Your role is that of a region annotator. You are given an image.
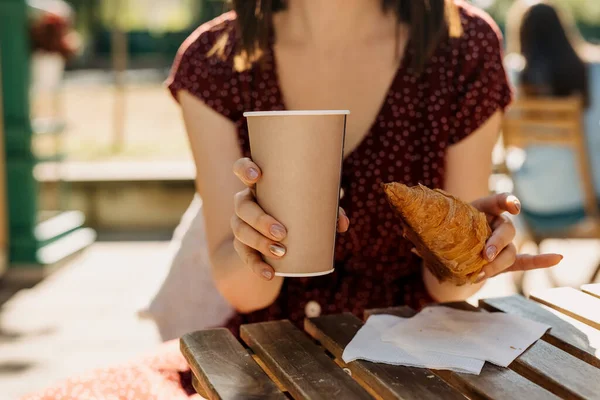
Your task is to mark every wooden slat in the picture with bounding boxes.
[530,287,600,330]
[503,132,577,147]
[508,96,582,112]
[513,339,600,399]
[305,313,465,400]
[180,329,286,400]
[432,367,559,400]
[365,304,559,400]
[480,295,600,368]
[582,283,600,300]
[240,320,372,400]
[504,118,578,131]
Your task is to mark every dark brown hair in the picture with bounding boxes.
[517,2,589,107]
[226,0,462,73]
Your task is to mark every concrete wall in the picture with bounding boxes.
[39,179,196,232]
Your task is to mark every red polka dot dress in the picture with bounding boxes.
[22,2,511,399]
[165,3,511,338]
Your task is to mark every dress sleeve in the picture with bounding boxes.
[448,9,513,145]
[165,14,242,123]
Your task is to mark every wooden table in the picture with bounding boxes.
[181,285,600,399]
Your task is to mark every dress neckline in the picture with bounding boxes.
[264,27,414,163]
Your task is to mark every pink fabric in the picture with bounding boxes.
[21,340,202,400]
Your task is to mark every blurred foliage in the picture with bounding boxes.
[62,0,227,65]
[60,0,599,66]
[66,0,225,32]
[64,0,599,33]
[479,0,600,26]
[98,0,200,32]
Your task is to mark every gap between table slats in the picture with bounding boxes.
[191,374,207,398]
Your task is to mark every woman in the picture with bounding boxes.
[24,1,561,398]
[507,1,589,103]
[504,0,600,227]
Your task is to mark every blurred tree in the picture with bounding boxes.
[98,0,201,33]
[62,0,227,66]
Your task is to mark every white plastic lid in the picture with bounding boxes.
[244,110,350,117]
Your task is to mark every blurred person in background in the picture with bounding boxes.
[28,0,80,59]
[23,1,561,398]
[504,0,600,221]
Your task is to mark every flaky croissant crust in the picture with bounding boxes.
[383,183,491,285]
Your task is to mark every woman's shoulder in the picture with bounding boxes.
[421,2,512,145]
[433,1,507,79]
[174,11,239,70]
[454,0,505,48]
[166,12,245,121]
[455,1,502,35]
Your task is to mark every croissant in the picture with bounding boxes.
[383,182,491,285]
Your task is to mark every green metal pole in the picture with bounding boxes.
[0,0,96,275]
[0,0,39,264]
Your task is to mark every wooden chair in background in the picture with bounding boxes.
[502,96,600,290]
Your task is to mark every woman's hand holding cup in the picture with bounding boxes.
[232,157,350,280]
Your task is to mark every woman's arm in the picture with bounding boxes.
[179,90,283,313]
[423,111,502,302]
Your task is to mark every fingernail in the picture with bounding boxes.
[486,245,497,261]
[474,271,486,284]
[269,243,286,257]
[247,167,259,180]
[262,269,273,280]
[509,195,521,212]
[270,224,286,240]
[340,208,347,217]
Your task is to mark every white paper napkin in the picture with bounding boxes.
[342,314,485,374]
[381,306,551,367]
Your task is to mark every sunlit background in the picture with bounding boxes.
[0,0,599,398]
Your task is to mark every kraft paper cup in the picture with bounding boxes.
[244,110,349,277]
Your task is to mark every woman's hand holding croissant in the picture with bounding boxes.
[470,193,563,283]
